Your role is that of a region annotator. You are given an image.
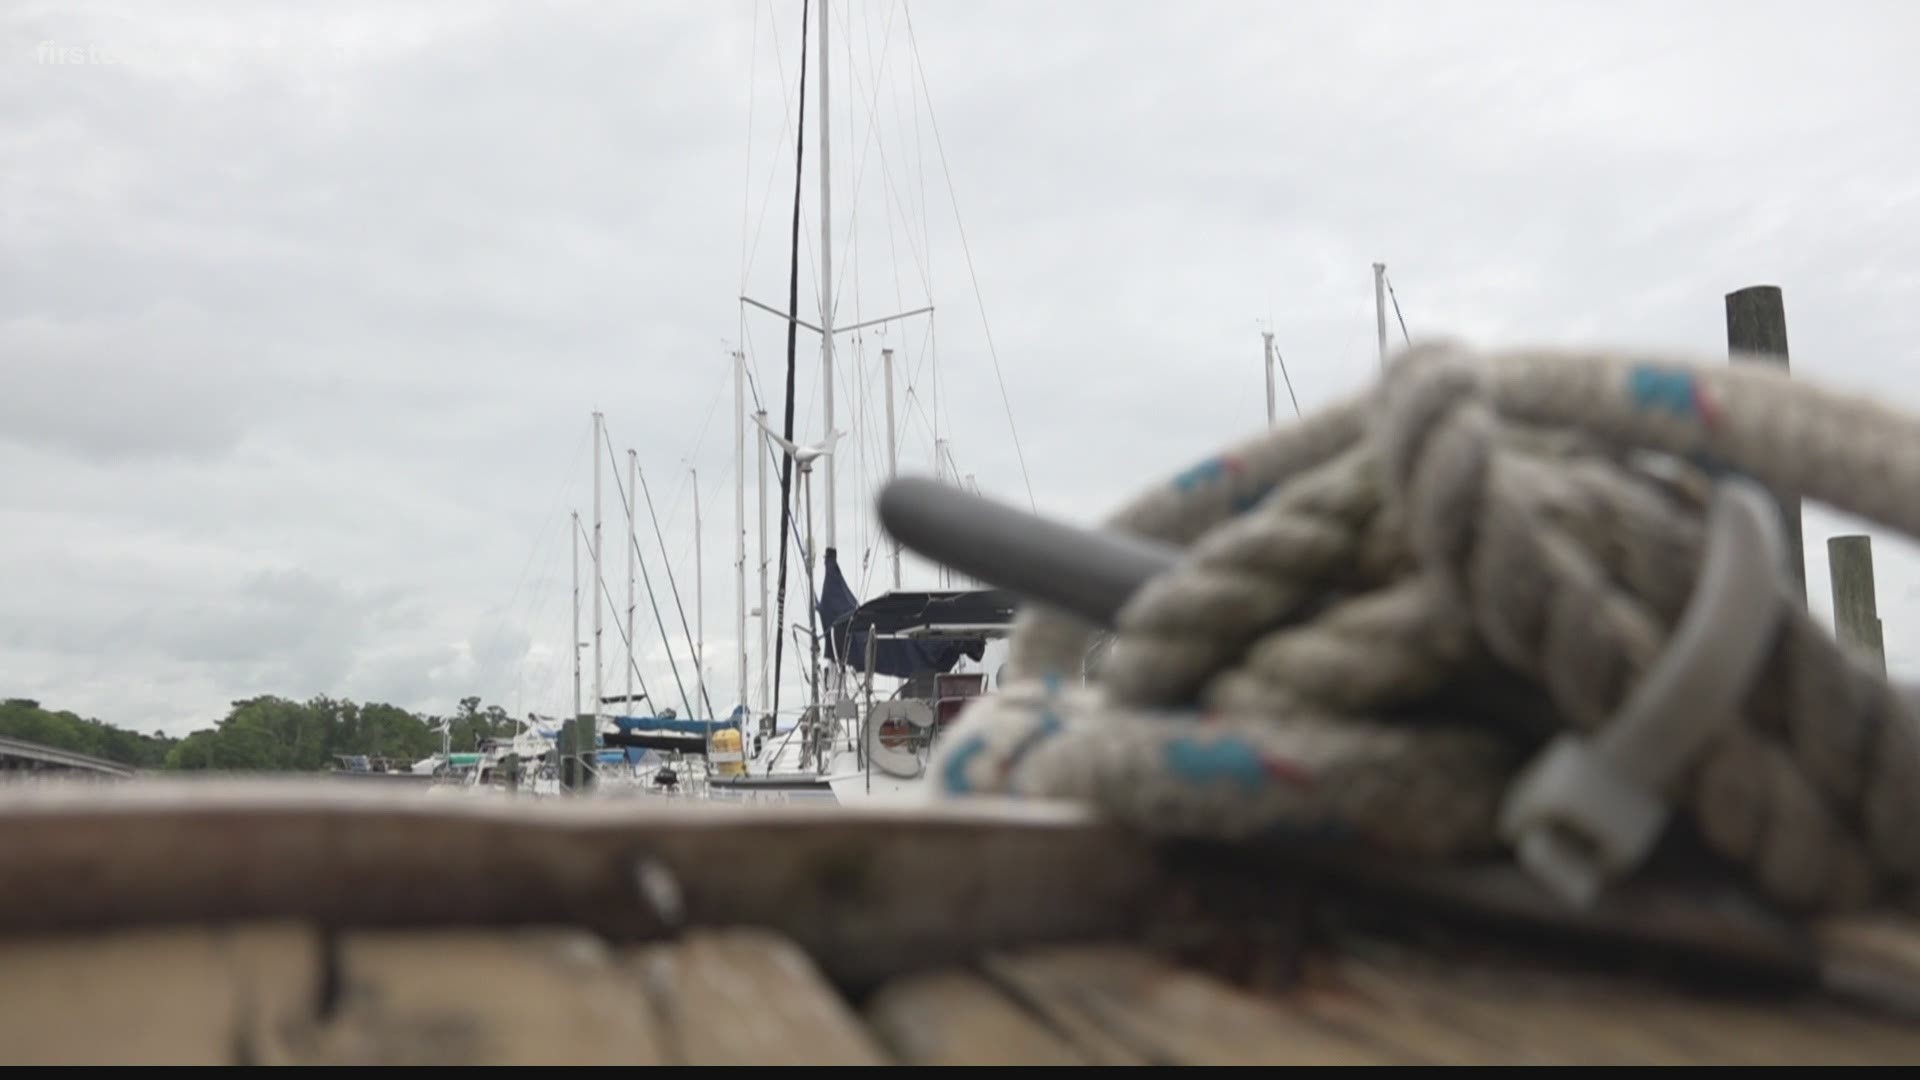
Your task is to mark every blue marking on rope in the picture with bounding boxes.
[941,736,989,793]
[1005,708,1065,771]
[1172,456,1229,492]
[1165,737,1267,792]
[1628,366,1704,420]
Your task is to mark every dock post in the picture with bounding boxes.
[1726,285,1806,606]
[574,712,597,793]
[558,725,577,792]
[1828,535,1887,673]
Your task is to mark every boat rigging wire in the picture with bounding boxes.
[902,0,1036,513]
[595,438,697,719]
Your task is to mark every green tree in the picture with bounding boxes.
[8,693,521,773]
[0,698,176,768]
[164,730,220,770]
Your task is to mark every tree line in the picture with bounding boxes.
[0,695,524,771]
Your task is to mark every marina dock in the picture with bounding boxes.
[1,779,1915,1065]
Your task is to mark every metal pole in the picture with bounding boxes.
[735,350,749,722]
[755,408,770,722]
[883,346,901,589]
[1726,284,1807,606]
[1262,331,1277,426]
[1372,262,1388,370]
[694,467,705,720]
[570,508,583,795]
[803,464,818,712]
[864,631,877,795]
[571,511,582,727]
[626,449,637,715]
[934,436,949,587]
[818,0,837,554]
[591,413,603,722]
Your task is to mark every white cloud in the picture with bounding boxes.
[3,0,1919,731]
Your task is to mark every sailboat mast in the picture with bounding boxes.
[934,435,950,588]
[1262,331,1277,427]
[571,510,582,724]
[626,448,637,713]
[735,350,748,722]
[755,407,770,718]
[818,0,837,554]
[1373,262,1388,369]
[883,346,900,589]
[694,467,705,719]
[592,410,603,723]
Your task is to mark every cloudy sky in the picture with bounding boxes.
[4,0,1918,735]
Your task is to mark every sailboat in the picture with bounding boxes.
[708,0,1021,803]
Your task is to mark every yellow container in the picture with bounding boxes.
[709,727,746,777]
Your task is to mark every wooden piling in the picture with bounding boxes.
[1726,285,1807,606]
[1827,535,1886,673]
[573,713,598,792]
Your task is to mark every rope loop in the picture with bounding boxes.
[930,343,1920,914]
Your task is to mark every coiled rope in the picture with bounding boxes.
[928,342,1920,914]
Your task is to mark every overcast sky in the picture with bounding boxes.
[4,0,1918,735]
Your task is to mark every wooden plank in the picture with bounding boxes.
[1819,914,1920,1016]
[0,780,1154,988]
[986,945,1398,1065]
[1783,1002,1920,1062]
[227,923,332,1064]
[0,778,1828,994]
[1330,954,1732,1065]
[0,922,320,1066]
[1330,950,1920,1065]
[978,951,1151,1065]
[636,928,889,1065]
[1288,960,1533,1065]
[1265,848,1818,980]
[265,928,663,1065]
[865,969,1089,1065]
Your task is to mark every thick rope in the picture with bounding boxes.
[931,342,1920,913]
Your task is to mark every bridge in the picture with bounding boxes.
[0,735,134,779]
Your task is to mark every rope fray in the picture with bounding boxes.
[901,342,1920,914]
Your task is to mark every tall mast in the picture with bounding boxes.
[755,407,770,719]
[883,347,901,589]
[933,435,950,588]
[817,0,837,553]
[1373,262,1388,370]
[626,448,637,714]
[592,410,603,724]
[735,351,749,722]
[1262,331,1277,426]
[571,510,582,724]
[802,463,819,718]
[694,467,705,719]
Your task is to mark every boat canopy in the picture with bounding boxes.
[610,714,740,735]
[818,548,1017,678]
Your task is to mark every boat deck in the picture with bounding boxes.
[1,780,1916,1065]
[9,922,1919,1065]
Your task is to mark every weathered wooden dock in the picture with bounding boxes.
[1,780,1916,1065]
